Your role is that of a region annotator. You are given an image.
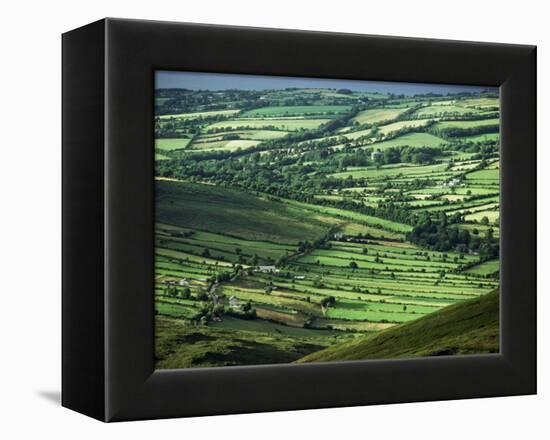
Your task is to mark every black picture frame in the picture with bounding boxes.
[62,18,536,422]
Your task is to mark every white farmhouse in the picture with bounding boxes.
[371,150,383,161]
[228,295,240,309]
[255,265,278,273]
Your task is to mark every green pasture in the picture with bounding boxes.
[377,119,432,135]
[206,118,330,132]
[155,138,192,151]
[330,162,447,180]
[465,168,499,181]
[464,210,500,223]
[243,105,351,117]
[351,108,407,125]
[365,132,447,150]
[435,118,499,130]
[156,181,335,244]
[459,97,499,109]
[189,139,260,152]
[458,132,500,143]
[413,105,478,117]
[158,109,240,120]
[464,259,499,276]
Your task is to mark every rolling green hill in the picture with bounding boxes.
[156,180,336,244]
[296,289,499,363]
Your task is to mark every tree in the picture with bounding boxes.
[213,304,225,316]
[215,271,232,283]
[321,296,336,308]
[313,276,325,288]
[349,261,358,269]
[167,285,178,297]
[197,291,209,301]
[181,287,191,299]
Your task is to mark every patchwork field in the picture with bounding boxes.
[351,108,407,125]
[154,83,500,368]
[435,118,499,130]
[243,105,351,117]
[205,118,331,132]
[155,138,192,151]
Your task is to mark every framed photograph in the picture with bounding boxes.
[62,18,536,422]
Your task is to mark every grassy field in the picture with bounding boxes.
[464,259,499,276]
[243,105,351,117]
[365,132,447,150]
[435,118,499,129]
[158,109,240,120]
[460,97,499,109]
[206,118,330,131]
[297,289,499,362]
[412,104,479,117]
[196,130,289,141]
[155,138,192,151]
[351,108,406,125]
[188,139,260,152]
[458,133,500,143]
[154,83,500,368]
[377,119,432,135]
[156,315,333,368]
[156,181,334,244]
[330,162,447,179]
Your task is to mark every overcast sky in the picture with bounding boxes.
[156,70,497,96]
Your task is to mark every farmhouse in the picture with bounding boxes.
[255,265,278,273]
[294,275,305,280]
[228,295,240,309]
[443,177,461,187]
[371,150,383,161]
[178,279,189,286]
[333,232,344,240]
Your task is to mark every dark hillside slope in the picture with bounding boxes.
[297,289,499,363]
